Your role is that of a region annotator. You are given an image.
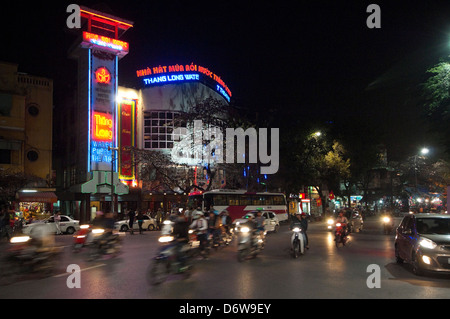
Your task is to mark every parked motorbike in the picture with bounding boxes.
[236,224,265,262]
[0,235,62,285]
[334,223,348,247]
[87,228,122,261]
[73,224,93,252]
[290,226,306,258]
[382,216,394,234]
[146,234,194,285]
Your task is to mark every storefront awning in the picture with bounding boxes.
[18,192,58,203]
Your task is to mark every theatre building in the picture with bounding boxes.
[54,6,231,222]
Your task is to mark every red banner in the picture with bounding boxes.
[118,99,136,180]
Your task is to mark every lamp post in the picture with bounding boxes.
[414,147,429,189]
[108,146,119,213]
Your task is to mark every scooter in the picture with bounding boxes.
[73,224,93,252]
[290,226,306,258]
[0,235,62,285]
[146,234,194,285]
[334,223,348,247]
[87,228,122,261]
[236,224,265,262]
[382,216,394,234]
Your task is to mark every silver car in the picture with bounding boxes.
[395,213,450,275]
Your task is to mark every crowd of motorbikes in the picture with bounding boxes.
[147,213,267,285]
[0,207,398,286]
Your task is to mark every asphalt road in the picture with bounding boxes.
[1,216,450,301]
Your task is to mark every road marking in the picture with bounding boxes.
[53,263,106,278]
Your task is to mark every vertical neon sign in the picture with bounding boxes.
[88,50,117,171]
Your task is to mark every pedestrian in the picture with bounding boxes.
[128,209,135,234]
[137,210,144,234]
[54,211,62,235]
[156,208,162,230]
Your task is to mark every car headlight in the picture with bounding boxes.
[419,238,437,249]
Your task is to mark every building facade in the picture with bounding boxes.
[0,61,55,217]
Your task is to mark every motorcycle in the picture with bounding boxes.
[236,224,265,262]
[0,235,62,285]
[146,234,194,285]
[73,224,93,252]
[290,226,306,258]
[382,216,394,234]
[334,222,348,247]
[87,228,122,261]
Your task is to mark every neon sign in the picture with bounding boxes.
[136,63,232,102]
[95,67,111,84]
[82,31,129,54]
[91,112,113,164]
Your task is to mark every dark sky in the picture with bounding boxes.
[3,0,450,158]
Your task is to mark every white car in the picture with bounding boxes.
[233,211,280,233]
[115,215,157,232]
[22,215,80,235]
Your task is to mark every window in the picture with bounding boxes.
[143,111,181,149]
[239,195,252,206]
[272,195,285,205]
[26,150,39,162]
[27,104,40,117]
[0,149,11,164]
[212,194,227,206]
[227,195,239,206]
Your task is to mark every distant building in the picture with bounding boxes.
[0,61,56,216]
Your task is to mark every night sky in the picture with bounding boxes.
[3,0,450,160]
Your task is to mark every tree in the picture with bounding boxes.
[131,97,259,194]
[0,169,44,207]
[422,60,450,156]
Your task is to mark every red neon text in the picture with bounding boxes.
[92,112,113,141]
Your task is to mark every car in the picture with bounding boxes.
[115,214,157,232]
[233,211,280,233]
[395,213,450,276]
[22,215,80,235]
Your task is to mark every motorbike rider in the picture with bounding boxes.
[254,211,265,233]
[290,212,308,247]
[219,210,232,236]
[189,211,208,257]
[335,210,349,237]
[172,214,190,270]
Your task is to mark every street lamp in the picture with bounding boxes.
[414,147,429,189]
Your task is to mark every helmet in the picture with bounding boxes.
[193,211,204,220]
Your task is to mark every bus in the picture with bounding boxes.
[187,189,288,222]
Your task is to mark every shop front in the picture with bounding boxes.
[17,190,57,222]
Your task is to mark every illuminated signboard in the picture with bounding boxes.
[95,67,111,84]
[88,50,117,172]
[91,111,113,164]
[118,99,136,180]
[136,64,232,103]
[82,31,129,57]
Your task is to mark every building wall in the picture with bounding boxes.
[0,61,53,184]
